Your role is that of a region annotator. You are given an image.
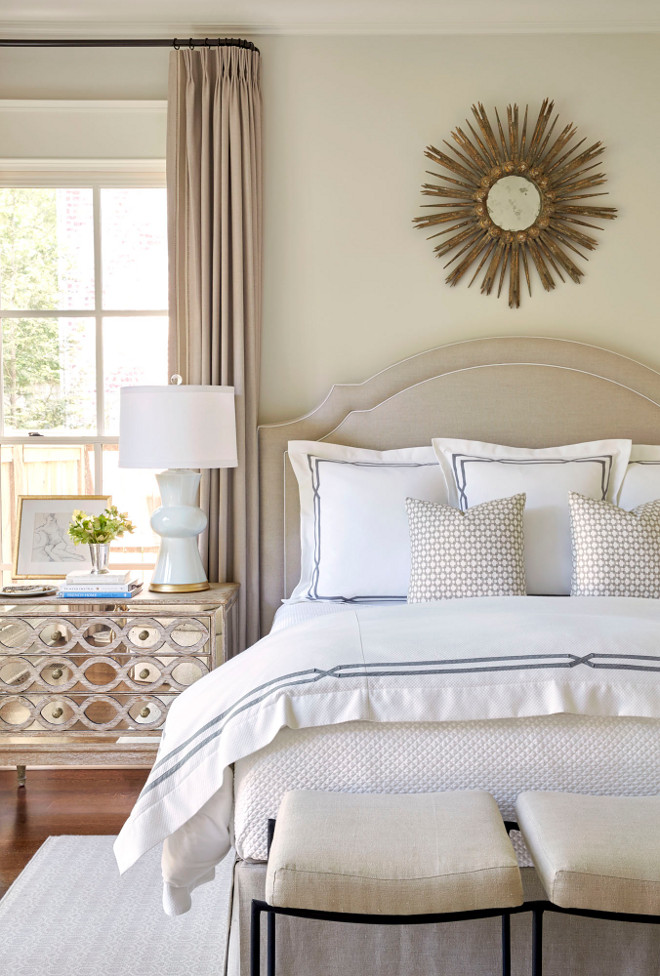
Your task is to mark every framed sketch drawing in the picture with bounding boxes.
[14,495,111,579]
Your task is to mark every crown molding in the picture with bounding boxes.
[0,19,659,38]
[0,158,165,171]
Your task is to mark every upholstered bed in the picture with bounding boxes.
[115,336,660,976]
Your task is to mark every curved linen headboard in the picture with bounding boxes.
[258,336,660,634]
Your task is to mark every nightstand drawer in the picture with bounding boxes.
[0,692,176,732]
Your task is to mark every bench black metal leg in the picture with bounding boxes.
[267,908,276,976]
[532,905,544,976]
[501,912,511,976]
[250,900,528,976]
[250,901,261,976]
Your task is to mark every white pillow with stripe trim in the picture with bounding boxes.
[287,441,447,602]
[432,438,632,595]
[618,444,660,510]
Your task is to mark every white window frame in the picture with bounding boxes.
[0,160,167,575]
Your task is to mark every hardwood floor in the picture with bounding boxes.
[0,767,148,898]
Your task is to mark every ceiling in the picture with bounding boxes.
[0,0,658,37]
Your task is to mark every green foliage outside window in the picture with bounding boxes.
[0,188,90,432]
[0,187,59,309]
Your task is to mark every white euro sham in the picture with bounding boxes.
[287,440,447,602]
[431,438,632,594]
[618,444,660,510]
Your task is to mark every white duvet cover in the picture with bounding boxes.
[113,597,660,915]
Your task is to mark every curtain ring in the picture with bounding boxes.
[204,37,210,46]
[188,37,194,50]
[173,38,180,50]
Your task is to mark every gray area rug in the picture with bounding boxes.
[0,836,235,976]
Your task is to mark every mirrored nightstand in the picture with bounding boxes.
[0,582,239,785]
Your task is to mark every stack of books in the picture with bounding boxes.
[57,570,143,599]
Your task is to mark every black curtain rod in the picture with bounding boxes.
[0,37,259,52]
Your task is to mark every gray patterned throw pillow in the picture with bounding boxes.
[406,493,526,602]
[569,491,660,597]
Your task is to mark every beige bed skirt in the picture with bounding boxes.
[228,860,659,976]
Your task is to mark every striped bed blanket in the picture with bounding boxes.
[113,596,660,915]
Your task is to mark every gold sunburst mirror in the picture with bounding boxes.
[414,99,617,308]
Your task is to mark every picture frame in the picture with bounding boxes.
[13,495,111,579]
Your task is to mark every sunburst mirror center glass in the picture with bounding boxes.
[486,176,542,232]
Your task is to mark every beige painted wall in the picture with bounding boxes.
[259,33,660,422]
[0,33,658,423]
[0,45,167,157]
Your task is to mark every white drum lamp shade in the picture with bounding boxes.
[119,385,237,470]
[119,385,237,592]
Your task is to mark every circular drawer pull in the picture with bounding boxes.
[51,707,64,719]
[140,707,150,718]
[138,630,150,641]
[51,668,63,679]
[139,668,150,679]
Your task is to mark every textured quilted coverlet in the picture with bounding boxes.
[113,596,660,914]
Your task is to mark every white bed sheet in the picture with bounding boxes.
[237,599,660,866]
[271,599,400,631]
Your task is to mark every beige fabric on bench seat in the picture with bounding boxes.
[516,792,660,916]
[265,789,523,916]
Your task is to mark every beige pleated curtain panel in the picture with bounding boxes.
[167,44,262,651]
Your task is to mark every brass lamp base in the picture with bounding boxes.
[149,581,210,593]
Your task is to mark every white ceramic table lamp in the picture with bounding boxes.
[119,384,237,592]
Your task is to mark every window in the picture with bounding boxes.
[0,165,169,582]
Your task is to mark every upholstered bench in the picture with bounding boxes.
[515,791,660,976]
[250,789,524,976]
